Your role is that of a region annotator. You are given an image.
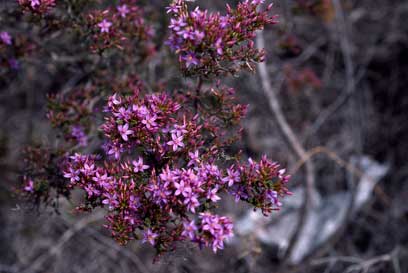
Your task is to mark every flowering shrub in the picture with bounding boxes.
[167,0,278,76]
[14,0,292,257]
[18,0,56,14]
[85,0,155,55]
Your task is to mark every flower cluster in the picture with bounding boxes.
[232,156,291,214]
[18,0,56,14]
[166,0,278,76]
[85,0,155,56]
[184,213,234,253]
[59,88,291,254]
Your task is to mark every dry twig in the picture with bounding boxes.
[20,211,105,273]
[256,31,318,263]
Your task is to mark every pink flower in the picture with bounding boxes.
[117,124,133,141]
[214,38,223,55]
[182,220,197,240]
[141,114,157,130]
[143,229,158,246]
[0,32,12,45]
[171,121,188,136]
[30,0,40,8]
[222,167,240,187]
[278,168,286,179]
[132,157,149,173]
[188,150,200,166]
[117,4,129,18]
[113,107,131,120]
[24,179,34,192]
[173,180,190,196]
[107,144,123,160]
[207,187,221,202]
[84,184,100,197]
[102,193,119,210]
[183,190,199,213]
[169,18,186,31]
[266,189,282,207]
[167,132,184,152]
[159,167,178,183]
[69,153,86,163]
[63,168,80,183]
[166,3,181,14]
[108,94,121,107]
[182,53,199,68]
[92,172,110,186]
[98,19,112,33]
[81,162,96,176]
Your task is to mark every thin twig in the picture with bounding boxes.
[256,31,318,263]
[303,0,357,142]
[343,247,402,273]
[21,211,105,273]
[84,227,152,273]
[194,76,203,111]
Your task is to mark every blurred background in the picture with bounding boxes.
[1,0,408,272]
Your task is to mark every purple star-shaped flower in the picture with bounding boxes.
[182,220,197,240]
[188,150,200,166]
[169,18,186,32]
[30,0,40,8]
[132,157,149,173]
[182,53,199,68]
[0,32,12,45]
[24,179,34,192]
[143,229,158,246]
[222,167,240,187]
[184,190,199,213]
[102,193,119,210]
[117,4,129,18]
[98,19,112,33]
[207,187,221,202]
[81,162,96,176]
[215,38,223,55]
[63,167,80,183]
[174,180,191,196]
[141,114,158,130]
[167,132,184,152]
[117,123,133,141]
[159,167,178,183]
[166,3,181,14]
